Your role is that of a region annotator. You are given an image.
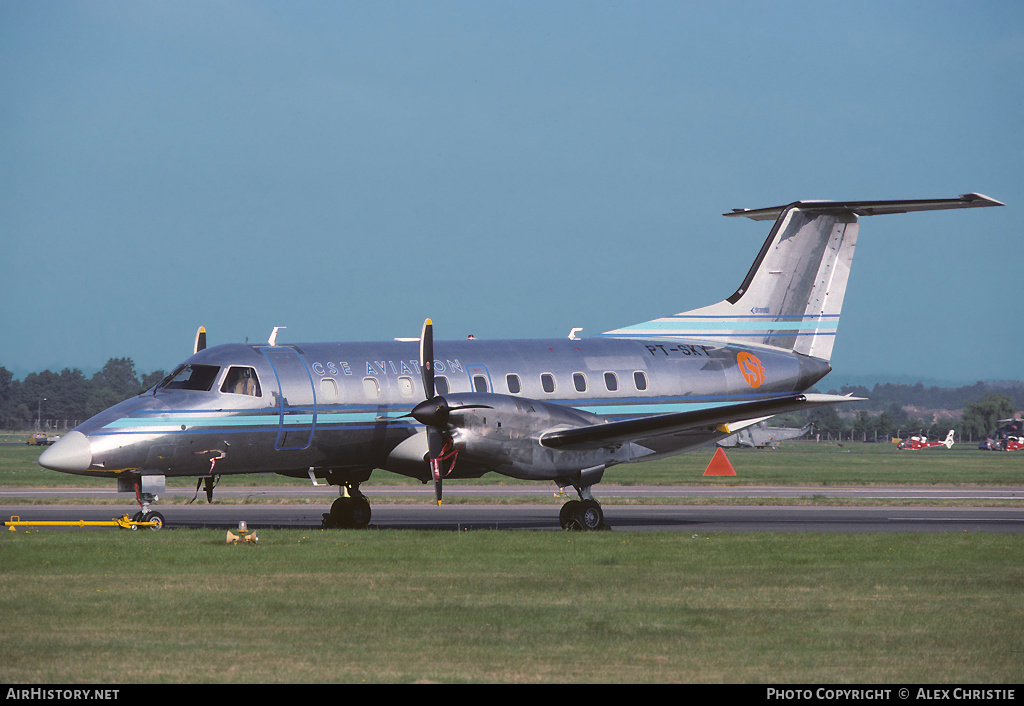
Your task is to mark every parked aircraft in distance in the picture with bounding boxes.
[979,418,1024,451]
[39,193,1002,530]
[898,429,955,450]
[717,421,814,449]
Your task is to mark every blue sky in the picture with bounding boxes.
[2,0,1021,387]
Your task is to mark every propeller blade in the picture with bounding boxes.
[194,326,207,354]
[420,318,434,400]
[426,427,446,506]
[204,477,214,504]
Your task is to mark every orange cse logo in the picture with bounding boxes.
[737,352,766,388]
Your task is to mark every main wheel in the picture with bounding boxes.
[349,495,371,529]
[575,499,603,531]
[325,496,372,529]
[326,497,353,528]
[559,500,581,529]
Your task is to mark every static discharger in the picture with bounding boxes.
[5,514,162,531]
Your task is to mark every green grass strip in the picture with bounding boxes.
[2,530,1022,683]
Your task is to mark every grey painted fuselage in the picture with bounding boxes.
[70,335,829,483]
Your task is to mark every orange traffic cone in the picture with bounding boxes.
[703,447,737,476]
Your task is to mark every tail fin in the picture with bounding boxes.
[944,430,955,448]
[601,194,1002,361]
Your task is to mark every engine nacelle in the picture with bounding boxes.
[441,393,635,481]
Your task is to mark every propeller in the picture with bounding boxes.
[413,319,450,505]
[409,318,489,505]
[194,326,207,354]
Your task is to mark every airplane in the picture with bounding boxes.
[38,193,1002,530]
[897,429,955,450]
[717,421,814,449]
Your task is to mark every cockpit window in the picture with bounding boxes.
[157,364,221,392]
[221,366,262,396]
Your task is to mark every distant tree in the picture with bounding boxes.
[873,410,895,438]
[140,370,167,391]
[853,411,872,440]
[815,405,846,438]
[961,393,1015,440]
[0,366,15,428]
[51,368,90,423]
[92,358,141,400]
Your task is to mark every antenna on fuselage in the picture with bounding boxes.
[194,326,207,354]
[268,327,286,346]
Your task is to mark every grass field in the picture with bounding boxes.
[2,437,1022,684]
[2,530,1022,684]
[3,438,1024,490]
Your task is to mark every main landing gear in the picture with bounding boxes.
[558,486,607,531]
[322,483,372,529]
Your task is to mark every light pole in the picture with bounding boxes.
[37,398,47,430]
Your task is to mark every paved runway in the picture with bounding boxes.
[3,485,1023,532]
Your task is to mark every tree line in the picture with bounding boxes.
[778,380,1024,442]
[1,358,1021,441]
[0,359,165,431]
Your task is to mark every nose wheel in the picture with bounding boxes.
[129,510,164,531]
[130,483,164,530]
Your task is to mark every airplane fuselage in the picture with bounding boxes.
[58,336,829,484]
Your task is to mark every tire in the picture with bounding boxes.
[142,511,164,531]
[349,495,371,529]
[559,500,581,529]
[576,499,603,531]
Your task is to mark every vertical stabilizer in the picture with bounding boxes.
[600,194,1003,362]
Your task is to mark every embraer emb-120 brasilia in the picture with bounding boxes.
[39,194,1003,530]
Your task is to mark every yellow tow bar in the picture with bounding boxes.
[5,514,162,531]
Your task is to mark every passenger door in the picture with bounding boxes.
[258,347,317,451]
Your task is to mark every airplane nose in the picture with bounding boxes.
[38,430,93,473]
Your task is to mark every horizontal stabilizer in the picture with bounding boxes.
[539,393,859,451]
[725,193,1004,221]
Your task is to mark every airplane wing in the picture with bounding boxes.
[539,393,856,451]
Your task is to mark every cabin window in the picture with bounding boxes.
[633,371,648,391]
[573,373,587,393]
[541,373,556,394]
[506,374,522,394]
[398,376,415,398]
[362,377,380,399]
[320,378,339,400]
[435,376,450,395]
[604,372,618,392]
[159,364,220,392]
[473,375,489,393]
[221,367,262,396]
